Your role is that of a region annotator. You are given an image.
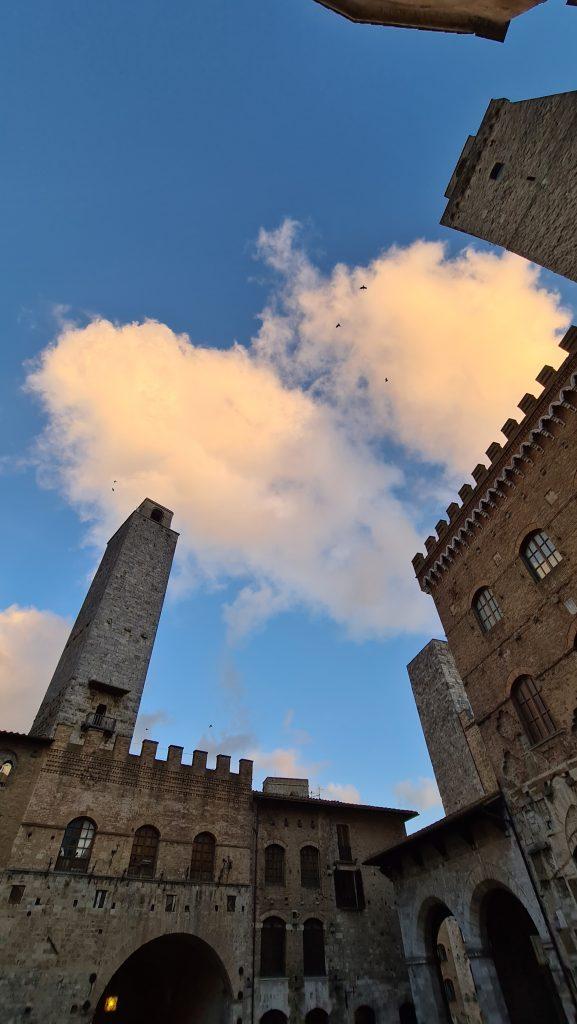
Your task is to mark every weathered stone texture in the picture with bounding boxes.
[441,91,577,283]
[407,640,491,814]
[31,499,178,741]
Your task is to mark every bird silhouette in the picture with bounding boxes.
[335,323,341,328]
[112,479,117,492]
[359,285,367,290]
[385,378,389,383]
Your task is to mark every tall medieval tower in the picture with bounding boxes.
[30,498,178,742]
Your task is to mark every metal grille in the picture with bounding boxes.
[522,530,562,580]
[265,844,285,885]
[55,817,95,873]
[300,845,320,888]
[474,587,503,632]
[303,919,326,976]
[260,917,286,977]
[513,676,556,745]
[190,832,215,882]
[128,825,159,878]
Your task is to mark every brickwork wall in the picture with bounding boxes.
[255,798,412,1024]
[412,338,577,989]
[31,499,178,741]
[0,735,49,869]
[441,91,577,284]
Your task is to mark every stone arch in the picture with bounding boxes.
[92,931,233,1024]
[467,871,544,946]
[477,884,565,1024]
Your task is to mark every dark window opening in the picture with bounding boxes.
[9,884,25,905]
[436,943,447,962]
[334,868,365,910]
[305,1011,329,1024]
[128,825,159,879]
[150,507,163,523]
[336,823,353,862]
[93,890,107,909]
[512,675,556,745]
[473,587,502,633]
[260,916,286,977]
[227,895,236,912]
[55,817,96,873]
[300,845,320,888]
[355,1007,376,1024]
[265,843,285,886]
[303,918,326,976]
[165,894,176,912]
[444,978,456,1002]
[190,832,216,882]
[489,162,504,180]
[521,530,562,581]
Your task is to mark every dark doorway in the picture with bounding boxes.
[398,1002,417,1024]
[260,1013,287,1024]
[483,888,565,1024]
[92,933,232,1024]
[306,1011,329,1024]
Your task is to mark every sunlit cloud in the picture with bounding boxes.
[393,776,442,811]
[25,221,570,641]
[0,605,70,732]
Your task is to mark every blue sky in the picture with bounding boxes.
[1,0,577,828]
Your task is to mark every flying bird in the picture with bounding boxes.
[359,285,367,290]
[112,480,117,491]
[335,323,341,328]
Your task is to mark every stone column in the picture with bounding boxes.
[406,956,448,1024]
[466,946,510,1023]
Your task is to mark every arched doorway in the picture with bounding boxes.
[426,902,482,1024]
[482,888,565,1024]
[260,1013,287,1024]
[306,1011,329,1024]
[93,933,232,1024]
[398,1002,417,1024]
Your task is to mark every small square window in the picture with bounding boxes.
[227,895,236,913]
[165,894,176,912]
[9,885,25,905]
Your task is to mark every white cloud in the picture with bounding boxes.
[24,222,569,641]
[318,782,361,803]
[0,605,70,733]
[26,316,432,639]
[255,222,569,475]
[393,776,442,811]
[133,710,170,747]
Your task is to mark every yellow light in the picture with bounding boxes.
[104,995,118,1013]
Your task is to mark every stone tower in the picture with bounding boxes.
[408,639,496,814]
[441,91,577,283]
[30,498,178,741]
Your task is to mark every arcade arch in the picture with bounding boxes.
[92,933,232,1024]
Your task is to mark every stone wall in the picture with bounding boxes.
[441,91,577,283]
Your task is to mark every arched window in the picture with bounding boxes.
[354,1008,376,1024]
[436,943,447,962]
[190,832,216,882]
[150,507,163,523]
[128,825,159,878]
[443,978,456,1002]
[300,845,320,888]
[260,917,286,977]
[512,676,555,745]
[305,1011,329,1024]
[521,530,562,581]
[303,918,326,976]
[0,758,14,782]
[55,817,96,873]
[473,587,502,632]
[265,843,285,886]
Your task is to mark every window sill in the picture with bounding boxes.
[528,729,564,752]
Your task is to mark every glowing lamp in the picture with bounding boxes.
[104,995,118,1013]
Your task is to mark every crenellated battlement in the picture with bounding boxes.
[49,723,253,789]
[413,326,577,591]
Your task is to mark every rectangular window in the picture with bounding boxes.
[227,895,236,912]
[336,824,353,862]
[165,894,176,912]
[9,885,25,905]
[334,869,365,910]
[93,889,107,909]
